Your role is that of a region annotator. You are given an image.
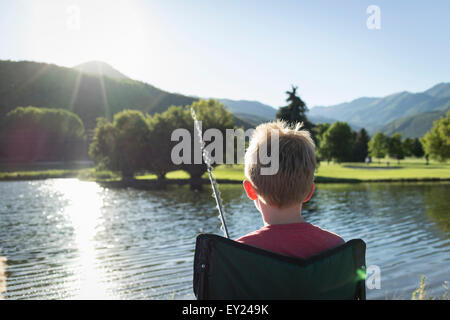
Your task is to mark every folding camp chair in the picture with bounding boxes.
[193,233,366,300]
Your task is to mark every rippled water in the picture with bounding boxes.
[0,179,449,299]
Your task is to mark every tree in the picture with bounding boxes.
[89,110,150,180]
[412,138,425,158]
[402,137,415,157]
[421,110,450,162]
[387,133,405,164]
[319,122,354,163]
[313,123,331,161]
[276,85,313,132]
[401,137,424,159]
[369,132,388,163]
[312,122,329,144]
[89,99,235,186]
[145,105,190,181]
[89,117,117,170]
[180,99,235,187]
[1,106,86,161]
[352,128,370,162]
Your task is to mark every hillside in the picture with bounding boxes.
[308,83,450,134]
[218,99,277,125]
[425,82,450,99]
[309,97,380,129]
[73,61,130,79]
[380,110,447,138]
[0,60,197,130]
[2,59,447,137]
[217,98,362,129]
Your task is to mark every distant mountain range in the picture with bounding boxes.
[216,83,450,137]
[217,99,277,126]
[379,110,448,138]
[0,59,448,137]
[308,83,450,137]
[215,98,358,129]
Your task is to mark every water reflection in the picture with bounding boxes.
[424,183,450,234]
[0,256,6,299]
[53,180,110,299]
[311,182,450,299]
[0,180,448,299]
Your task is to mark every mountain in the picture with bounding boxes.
[217,98,363,129]
[0,60,197,130]
[308,115,362,132]
[424,82,450,99]
[218,99,277,125]
[380,110,447,138]
[308,83,450,135]
[2,59,447,137]
[73,61,130,79]
[309,97,380,126]
[218,99,277,119]
[0,60,256,132]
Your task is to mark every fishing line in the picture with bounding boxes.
[190,108,230,239]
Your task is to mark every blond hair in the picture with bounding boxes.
[244,120,316,208]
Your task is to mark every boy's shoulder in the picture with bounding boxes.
[235,222,345,258]
[237,222,341,241]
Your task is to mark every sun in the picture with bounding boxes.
[27,0,153,72]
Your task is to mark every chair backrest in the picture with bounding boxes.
[193,233,366,300]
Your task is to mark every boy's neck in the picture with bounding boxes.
[257,199,305,226]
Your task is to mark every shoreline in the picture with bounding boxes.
[1,159,449,186]
[97,177,450,190]
[0,171,80,181]
[1,173,450,186]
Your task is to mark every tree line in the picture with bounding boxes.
[0,88,448,181]
[0,106,86,161]
[88,99,234,183]
[276,86,449,165]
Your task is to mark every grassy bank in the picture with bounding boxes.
[149,158,450,183]
[103,158,450,186]
[0,161,94,181]
[220,158,450,183]
[1,158,449,183]
[0,169,80,181]
[315,158,450,182]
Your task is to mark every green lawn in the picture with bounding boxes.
[0,169,79,181]
[135,165,246,181]
[1,158,449,183]
[134,158,450,183]
[316,158,450,181]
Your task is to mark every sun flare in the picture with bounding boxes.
[54,179,112,299]
[28,0,153,72]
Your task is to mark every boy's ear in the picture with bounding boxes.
[243,180,258,200]
[303,183,315,203]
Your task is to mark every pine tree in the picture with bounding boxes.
[276,85,313,131]
[352,128,370,162]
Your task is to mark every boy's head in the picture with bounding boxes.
[244,120,316,208]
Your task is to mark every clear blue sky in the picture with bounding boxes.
[0,0,449,108]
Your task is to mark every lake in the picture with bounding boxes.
[0,179,448,299]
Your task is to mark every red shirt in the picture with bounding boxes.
[236,222,345,259]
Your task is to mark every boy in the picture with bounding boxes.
[236,121,344,258]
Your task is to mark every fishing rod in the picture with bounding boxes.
[190,108,230,239]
